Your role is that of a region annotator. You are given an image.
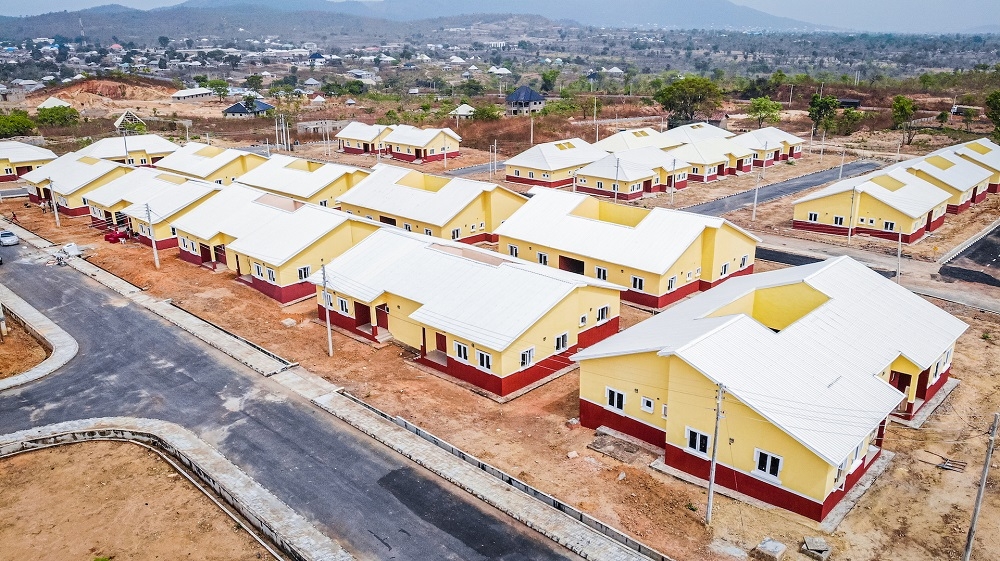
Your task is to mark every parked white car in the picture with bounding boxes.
[0,230,20,246]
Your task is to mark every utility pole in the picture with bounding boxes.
[146,203,160,270]
[321,259,334,358]
[706,384,725,526]
[594,97,599,143]
[51,182,61,228]
[838,146,847,179]
[788,84,793,105]
[530,115,534,145]
[751,142,768,222]
[848,188,857,246]
[964,413,1000,561]
[819,130,827,163]
[896,231,902,284]
[670,158,677,207]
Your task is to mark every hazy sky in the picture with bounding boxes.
[7,0,1000,32]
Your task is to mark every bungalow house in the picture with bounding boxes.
[506,85,546,116]
[382,125,461,163]
[337,164,526,243]
[575,148,692,200]
[83,167,189,230]
[36,96,71,110]
[76,134,180,166]
[170,184,289,270]
[310,227,624,396]
[21,152,131,215]
[660,122,734,145]
[0,141,56,182]
[233,154,370,207]
[902,152,992,213]
[171,87,213,101]
[504,138,608,188]
[121,180,220,250]
[335,122,393,154]
[154,142,267,185]
[731,127,805,165]
[664,138,754,182]
[793,168,950,243]
[572,257,967,521]
[222,99,275,118]
[950,138,1000,194]
[495,189,758,309]
[227,206,380,303]
[592,128,684,153]
[449,103,476,120]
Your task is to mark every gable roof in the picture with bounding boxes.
[234,154,366,199]
[665,137,752,166]
[222,99,275,114]
[172,87,212,98]
[84,167,183,208]
[496,188,758,275]
[337,164,522,226]
[573,256,967,466]
[227,205,367,267]
[76,134,180,160]
[506,85,545,103]
[335,121,391,142]
[21,152,128,195]
[576,153,658,182]
[0,141,56,164]
[950,138,1000,172]
[795,168,950,218]
[615,146,692,173]
[592,128,684,153]
[154,142,259,180]
[503,138,608,172]
[901,153,992,194]
[37,96,70,109]
[121,180,219,225]
[449,103,476,116]
[309,228,622,352]
[169,183,288,240]
[661,122,735,144]
[382,125,461,147]
[731,127,805,151]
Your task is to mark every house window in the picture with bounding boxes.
[2,168,12,175]
[884,221,896,232]
[470,223,477,232]
[641,397,654,413]
[721,262,729,276]
[661,404,669,418]
[140,158,148,165]
[740,255,749,269]
[338,297,350,315]
[631,276,644,292]
[319,200,328,207]
[508,244,519,258]
[579,314,587,327]
[181,238,189,250]
[82,197,89,206]
[754,450,783,480]
[695,267,702,277]
[322,292,333,307]
[454,341,469,361]
[480,222,485,230]
[612,184,619,192]
[596,181,604,189]
[807,212,819,222]
[595,266,607,281]
[542,173,550,179]
[606,387,625,411]
[596,305,610,322]
[686,271,693,281]
[216,179,223,184]
[528,171,535,179]
[833,216,845,226]
[253,263,264,277]
[404,223,412,232]
[424,228,433,236]
[555,332,568,352]
[429,148,435,155]
[692,167,700,174]
[538,252,548,265]
[514,169,520,177]
[266,268,276,283]
[126,158,135,165]
[668,276,677,291]
[170,227,176,236]
[451,228,461,240]
[686,427,710,455]
[365,215,373,220]
[297,265,311,280]
[476,350,492,371]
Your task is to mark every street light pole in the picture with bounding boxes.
[146,203,160,270]
[321,259,334,358]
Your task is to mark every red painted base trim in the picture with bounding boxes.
[91,215,109,229]
[921,367,950,406]
[620,266,753,309]
[793,221,927,243]
[458,232,499,244]
[578,317,619,348]
[505,175,574,188]
[973,190,988,204]
[318,305,381,343]
[947,200,971,214]
[137,234,178,250]
[0,174,17,182]
[792,152,803,159]
[574,185,643,201]
[699,264,754,290]
[988,183,999,194]
[416,345,577,396]
[422,151,460,162]
[248,276,315,303]
[28,194,41,203]
[689,173,718,183]
[56,205,89,217]
[579,399,666,449]
[342,146,366,154]
[179,250,203,265]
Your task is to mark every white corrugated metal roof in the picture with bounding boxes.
[576,154,657,182]
[665,137,753,166]
[84,168,183,208]
[592,128,683,153]
[0,141,56,164]
[227,205,361,266]
[731,127,805,151]
[172,87,212,98]
[796,168,950,218]
[121,180,219,224]
[169,183,287,240]
[21,152,129,195]
[615,147,692,173]
[449,104,475,116]
[951,138,1000,172]
[496,189,758,275]
[308,228,623,351]
[503,138,608,171]
[76,134,180,159]
[382,125,461,147]
[573,256,967,466]
[335,122,391,142]
[905,153,991,194]
[234,154,366,199]
[661,122,734,144]
[337,165,520,226]
[154,142,252,180]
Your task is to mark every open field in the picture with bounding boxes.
[5,200,1000,560]
[0,441,270,561]
[0,319,48,379]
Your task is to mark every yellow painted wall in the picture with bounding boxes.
[908,169,973,206]
[161,153,266,185]
[700,224,757,283]
[506,164,581,183]
[58,167,132,209]
[575,171,654,196]
[578,351,669,430]
[0,156,54,173]
[794,191,935,235]
[706,282,830,331]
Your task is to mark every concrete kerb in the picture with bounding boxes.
[938,214,1000,264]
[0,418,354,561]
[0,281,79,392]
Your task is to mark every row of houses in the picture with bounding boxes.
[793,137,1000,243]
[503,123,805,200]
[0,141,57,182]
[334,122,462,163]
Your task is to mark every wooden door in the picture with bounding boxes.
[355,303,371,327]
[375,304,389,330]
[435,332,447,352]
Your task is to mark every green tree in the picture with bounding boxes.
[242,94,259,113]
[891,95,918,145]
[207,79,230,101]
[984,90,1000,141]
[936,111,950,127]
[157,36,170,49]
[653,76,723,123]
[36,106,80,127]
[472,104,503,121]
[457,80,485,97]
[244,74,264,93]
[836,108,864,135]
[193,75,208,87]
[0,111,36,138]
[121,121,147,134]
[224,54,241,70]
[807,94,839,133]
[747,97,782,129]
[540,69,560,92]
[157,58,167,69]
[962,108,977,132]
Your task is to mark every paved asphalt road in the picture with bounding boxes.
[0,187,27,199]
[0,242,579,561]
[446,161,506,177]
[682,160,882,216]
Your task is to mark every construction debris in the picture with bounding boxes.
[801,536,831,561]
[750,538,786,561]
[919,450,968,472]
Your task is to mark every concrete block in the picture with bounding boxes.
[750,538,786,561]
[801,536,831,561]
[281,318,297,327]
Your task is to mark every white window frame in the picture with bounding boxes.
[520,347,535,368]
[661,404,669,418]
[451,228,461,240]
[404,223,412,232]
[538,252,548,266]
[253,263,264,278]
[266,267,277,283]
[454,341,469,362]
[833,215,845,226]
[740,254,749,269]
[595,266,607,281]
[667,276,677,292]
[596,180,604,189]
[685,427,710,457]
[528,171,535,179]
[555,332,568,352]
[2,167,12,175]
[640,396,654,413]
[807,212,819,222]
[297,265,311,281]
[579,314,587,327]
[476,349,492,371]
[596,305,610,323]
[508,244,519,258]
[606,387,625,411]
[753,449,783,482]
[720,262,729,277]
[883,221,896,232]
[424,228,433,236]
[337,297,351,316]
[631,276,645,292]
